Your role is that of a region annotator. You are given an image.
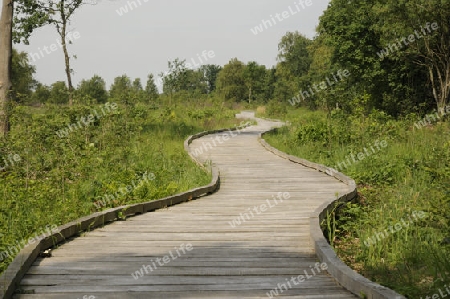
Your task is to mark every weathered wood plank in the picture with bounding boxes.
[14,290,354,299]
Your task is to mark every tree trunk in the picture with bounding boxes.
[62,41,74,105]
[59,8,74,106]
[0,0,12,137]
[419,34,450,112]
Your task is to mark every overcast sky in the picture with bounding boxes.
[10,0,330,88]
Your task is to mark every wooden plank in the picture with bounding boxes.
[15,290,349,299]
[14,289,355,299]
[17,280,345,292]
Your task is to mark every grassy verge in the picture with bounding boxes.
[261,106,450,298]
[0,100,244,274]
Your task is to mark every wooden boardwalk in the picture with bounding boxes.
[14,114,357,298]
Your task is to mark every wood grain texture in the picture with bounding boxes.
[14,114,356,299]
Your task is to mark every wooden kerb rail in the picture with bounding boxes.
[0,124,252,299]
[259,128,406,299]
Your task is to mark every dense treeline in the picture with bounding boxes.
[11,1,449,120]
[318,0,449,116]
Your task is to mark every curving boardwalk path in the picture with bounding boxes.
[14,113,357,298]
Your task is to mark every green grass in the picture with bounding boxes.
[0,99,244,274]
[261,105,450,298]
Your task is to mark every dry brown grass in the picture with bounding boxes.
[256,106,266,116]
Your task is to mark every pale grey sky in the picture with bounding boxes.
[11,0,330,88]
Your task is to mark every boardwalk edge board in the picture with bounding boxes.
[259,128,406,299]
[0,124,251,299]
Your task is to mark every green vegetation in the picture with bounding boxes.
[0,99,242,274]
[262,106,450,298]
[256,2,450,296]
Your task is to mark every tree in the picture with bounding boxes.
[184,69,208,95]
[374,0,450,111]
[272,32,314,106]
[305,33,340,110]
[243,61,266,103]
[31,83,51,104]
[110,75,132,104]
[145,74,159,101]
[273,63,297,103]
[160,59,187,103]
[130,78,147,102]
[277,31,313,78]
[215,58,246,101]
[160,59,208,101]
[77,75,108,104]
[307,34,333,84]
[48,81,69,104]
[318,0,435,115]
[132,78,143,92]
[262,67,277,102]
[162,58,186,93]
[11,49,37,103]
[199,64,222,93]
[14,0,84,106]
[0,0,13,137]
